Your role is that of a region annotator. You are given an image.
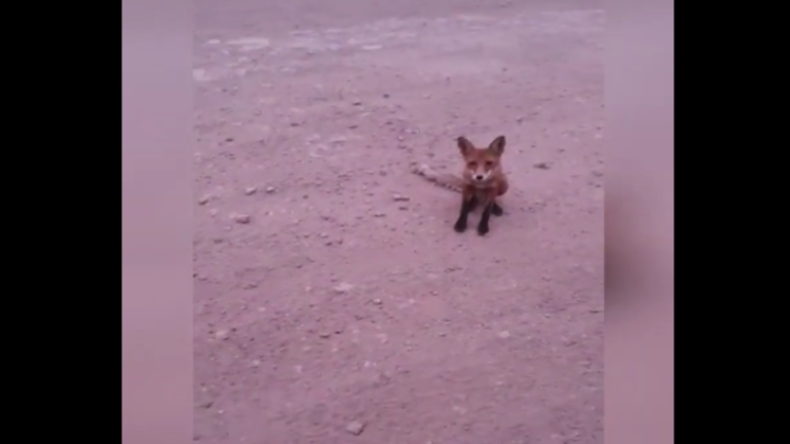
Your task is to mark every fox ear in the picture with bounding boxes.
[457,136,475,155]
[488,135,506,154]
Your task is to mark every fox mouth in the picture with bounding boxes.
[470,177,493,188]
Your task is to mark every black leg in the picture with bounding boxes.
[477,201,494,235]
[491,201,503,216]
[454,195,474,232]
[467,195,478,212]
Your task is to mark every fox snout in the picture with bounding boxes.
[470,168,492,182]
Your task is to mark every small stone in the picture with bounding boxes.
[392,194,410,202]
[215,330,230,340]
[398,205,409,211]
[333,282,354,293]
[265,186,276,193]
[533,162,551,170]
[353,101,363,106]
[373,212,386,218]
[345,420,366,436]
[372,298,382,305]
[208,209,219,217]
[348,124,359,129]
[231,213,251,224]
[498,331,511,339]
[198,195,211,205]
[244,187,257,195]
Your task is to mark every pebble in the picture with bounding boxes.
[498,331,511,339]
[345,420,366,436]
[244,187,257,195]
[333,282,354,294]
[215,330,230,340]
[231,213,251,224]
[392,194,410,202]
[265,186,276,193]
[198,195,211,205]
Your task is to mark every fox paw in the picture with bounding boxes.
[454,220,467,233]
[477,224,490,236]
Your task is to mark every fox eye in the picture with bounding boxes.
[467,161,477,168]
[485,161,494,168]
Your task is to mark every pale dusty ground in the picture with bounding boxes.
[193,1,604,443]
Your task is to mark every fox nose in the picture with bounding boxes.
[474,174,484,181]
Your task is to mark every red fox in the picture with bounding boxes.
[412,135,509,236]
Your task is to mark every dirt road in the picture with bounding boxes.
[193,1,604,443]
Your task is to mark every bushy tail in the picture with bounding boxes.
[411,163,464,192]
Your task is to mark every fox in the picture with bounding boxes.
[453,135,509,235]
[412,135,509,235]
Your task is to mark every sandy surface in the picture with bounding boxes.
[193,1,604,443]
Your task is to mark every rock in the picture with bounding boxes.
[214,330,230,340]
[231,213,251,224]
[333,282,354,294]
[198,195,211,205]
[265,186,276,193]
[498,331,511,339]
[345,420,366,436]
[392,194,410,202]
[244,187,257,195]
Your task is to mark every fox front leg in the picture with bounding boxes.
[454,188,475,233]
[477,199,494,235]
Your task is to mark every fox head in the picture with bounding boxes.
[457,135,506,184]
